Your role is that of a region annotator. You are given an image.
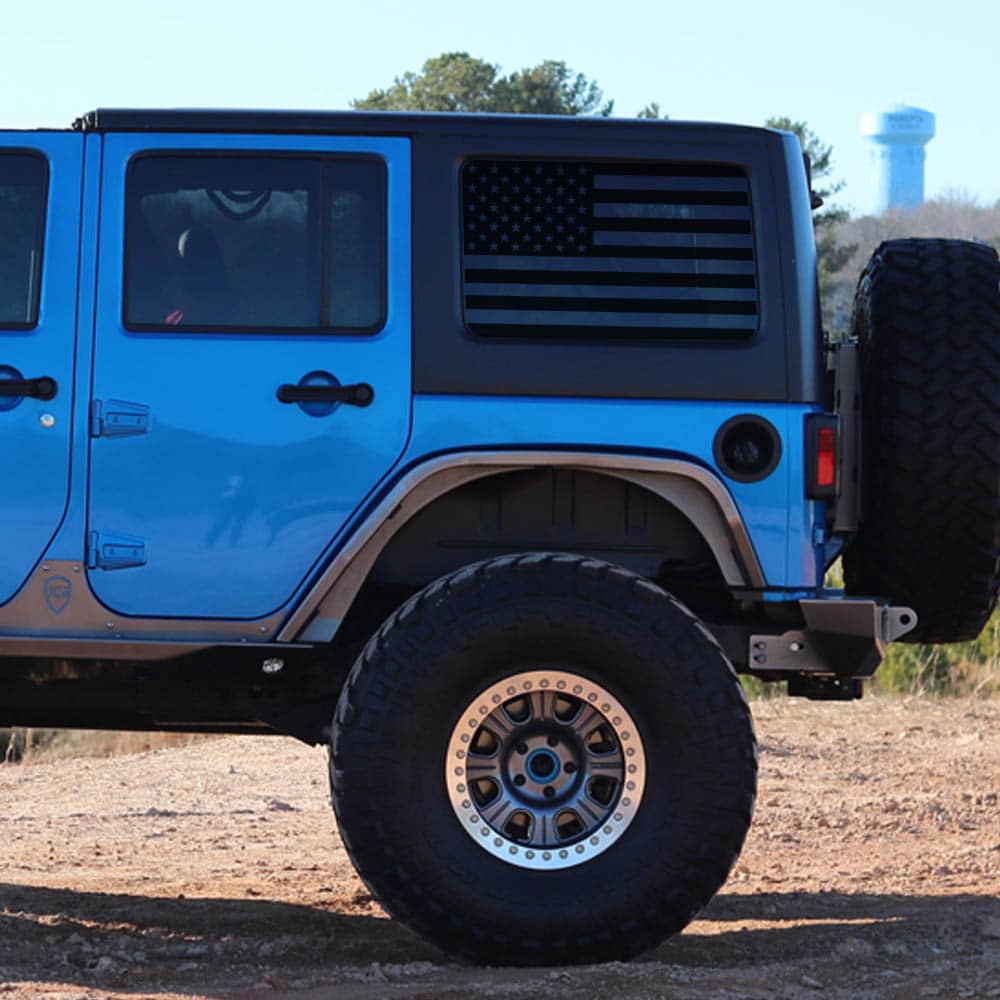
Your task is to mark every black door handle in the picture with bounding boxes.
[276,382,374,407]
[0,376,57,400]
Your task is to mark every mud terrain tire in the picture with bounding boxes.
[844,238,1000,643]
[330,553,757,966]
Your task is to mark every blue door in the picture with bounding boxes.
[0,135,83,606]
[88,133,411,619]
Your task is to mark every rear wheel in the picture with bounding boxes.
[330,553,756,965]
[844,238,1000,643]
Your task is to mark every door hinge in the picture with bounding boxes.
[87,531,148,571]
[91,399,150,438]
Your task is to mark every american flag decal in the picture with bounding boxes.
[462,159,758,338]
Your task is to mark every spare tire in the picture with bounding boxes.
[843,238,999,643]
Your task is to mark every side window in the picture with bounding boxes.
[125,154,385,333]
[0,154,47,328]
[461,158,757,339]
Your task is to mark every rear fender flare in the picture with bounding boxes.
[280,450,766,642]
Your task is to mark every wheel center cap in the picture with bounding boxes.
[525,747,561,782]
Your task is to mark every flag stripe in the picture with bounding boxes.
[593,188,749,206]
[594,174,750,191]
[591,217,751,234]
[590,164,746,179]
[464,267,756,287]
[466,311,758,329]
[467,295,757,315]
[465,283,757,301]
[593,203,752,221]
[592,232,753,249]
[470,324,754,339]
[464,255,757,275]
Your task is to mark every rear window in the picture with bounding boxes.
[125,154,385,333]
[461,158,757,339]
[0,154,47,328]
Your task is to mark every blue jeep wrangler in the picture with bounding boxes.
[2,109,997,964]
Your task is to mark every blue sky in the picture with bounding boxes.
[3,0,996,216]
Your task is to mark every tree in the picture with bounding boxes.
[766,117,842,202]
[636,102,668,120]
[353,53,613,116]
[766,117,856,329]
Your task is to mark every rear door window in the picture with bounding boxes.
[125,154,385,333]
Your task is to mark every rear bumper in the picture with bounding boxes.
[749,598,918,678]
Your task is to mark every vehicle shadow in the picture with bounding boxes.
[655,888,999,966]
[0,882,996,989]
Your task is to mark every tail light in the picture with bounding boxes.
[806,414,839,499]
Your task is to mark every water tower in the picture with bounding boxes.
[860,104,935,213]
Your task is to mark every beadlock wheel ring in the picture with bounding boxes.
[445,669,646,870]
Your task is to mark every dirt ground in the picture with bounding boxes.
[1,696,998,1000]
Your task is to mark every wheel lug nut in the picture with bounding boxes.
[546,735,559,747]
[513,774,526,786]
[564,763,576,774]
[543,786,555,799]
[516,742,528,754]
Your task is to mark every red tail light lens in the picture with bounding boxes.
[816,427,836,488]
[806,415,839,499]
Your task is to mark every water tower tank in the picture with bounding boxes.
[860,104,935,213]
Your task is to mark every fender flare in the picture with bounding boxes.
[280,450,766,642]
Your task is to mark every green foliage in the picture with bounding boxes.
[740,604,1000,702]
[636,102,668,120]
[766,117,857,323]
[741,560,999,700]
[353,52,613,116]
[873,606,1000,697]
[739,675,780,700]
[765,117,841,202]
[813,214,856,303]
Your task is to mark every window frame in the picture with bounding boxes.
[0,149,50,332]
[122,149,388,336]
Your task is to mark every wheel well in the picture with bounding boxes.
[333,469,732,649]
[372,468,720,585]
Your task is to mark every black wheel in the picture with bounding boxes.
[330,553,756,966]
[843,239,1000,643]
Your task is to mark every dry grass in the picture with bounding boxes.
[872,606,1000,697]
[4,729,213,765]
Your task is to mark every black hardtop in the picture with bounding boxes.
[71,107,816,406]
[76,108,779,143]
